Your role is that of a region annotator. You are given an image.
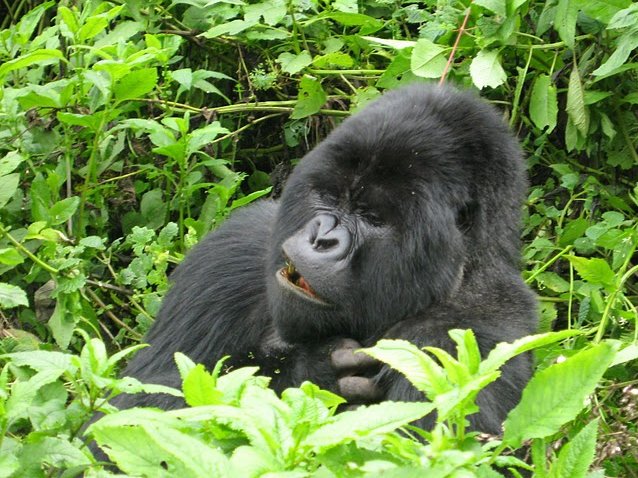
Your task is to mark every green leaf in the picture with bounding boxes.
[187,122,230,155]
[548,419,598,478]
[0,248,24,266]
[559,218,589,246]
[0,49,65,79]
[585,0,632,25]
[362,339,449,397]
[305,401,436,451]
[410,39,447,79]
[291,76,327,119]
[0,283,29,309]
[183,364,223,406]
[568,256,616,289]
[450,329,482,374]
[48,299,76,349]
[592,30,638,77]
[140,189,166,230]
[480,330,580,375]
[469,49,507,89]
[92,423,230,476]
[0,173,19,208]
[114,68,158,103]
[474,0,507,17]
[0,151,25,176]
[77,16,109,42]
[554,0,578,48]
[277,51,313,75]
[566,66,589,135]
[48,196,80,226]
[529,74,558,132]
[503,342,618,448]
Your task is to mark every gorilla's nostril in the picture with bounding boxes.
[314,237,339,250]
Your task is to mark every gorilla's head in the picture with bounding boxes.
[267,84,526,343]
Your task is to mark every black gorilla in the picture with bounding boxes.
[115,84,537,434]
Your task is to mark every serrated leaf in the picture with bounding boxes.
[470,50,507,89]
[568,256,616,289]
[474,0,506,17]
[114,68,158,103]
[410,39,447,78]
[548,419,598,478]
[530,74,558,132]
[503,342,617,448]
[277,51,312,75]
[480,330,579,375]
[305,401,435,450]
[0,283,29,309]
[0,173,19,208]
[362,339,449,397]
[0,49,65,79]
[183,364,223,406]
[92,423,229,476]
[48,196,80,226]
[554,0,578,48]
[566,66,589,135]
[291,76,327,119]
[0,151,25,176]
[0,248,24,266]
[592,30,638,77]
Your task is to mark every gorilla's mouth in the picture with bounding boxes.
[277,260,328,305]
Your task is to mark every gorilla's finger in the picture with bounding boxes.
[331,347,379,375]
[338,376,384,404]
[333,338,362,350]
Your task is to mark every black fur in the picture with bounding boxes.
[114,84,538,434]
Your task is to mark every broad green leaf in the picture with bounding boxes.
[474,0,507,17]
[480,330,579,375]
[48,300,76,349]
[140,189,166,230]
[92,424,229,476]
[410,39,447,78]
[450,329,482,374]
[0,173,19,208]
[362,339,449,397]
[469,50,507,89]
[17,436,91,473]
[291,76,327,119]
[187,122,230,154]
[1,350,74,374]
[183,364,223,406]
[547,419,598,478]
[0,248,24,266]
[554,0,578,48]
[559,217,589,246]
[77,16,109,43]
[114,68,158,103]
[585,0,632,25]
[244,0,286,25]
[16,1,55,43]
[0,283,28,309]
[361,36,415,49]
[0,49,65,79]
[57,112,102,130]
[305,401,435,450]
[202,19,256,38]
[278,51,311,70]
[503,342,618,448]
[58,6,79,34]
[568,256,616,289]
[529,74,558,132]
[592,30,638,77]
[566,66,589,135]
[0,151,24,176]
[319,12,383,34]
[48,196,80,226]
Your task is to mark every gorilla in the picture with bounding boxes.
[114,83,537,434]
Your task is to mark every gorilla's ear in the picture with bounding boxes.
[456,201,479,233]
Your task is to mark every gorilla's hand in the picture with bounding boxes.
[331,338,383,405]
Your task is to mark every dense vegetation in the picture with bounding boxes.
[0,0,636,476]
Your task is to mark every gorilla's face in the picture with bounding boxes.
[267,85,524,344]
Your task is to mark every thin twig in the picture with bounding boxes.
[440,1,474,85]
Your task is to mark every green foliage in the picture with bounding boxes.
[0,330,620,476]
[0,0,636,475]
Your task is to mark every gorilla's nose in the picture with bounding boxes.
[307,214,351,258]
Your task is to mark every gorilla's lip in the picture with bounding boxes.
[277,260,329,306]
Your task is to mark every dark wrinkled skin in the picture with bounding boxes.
[105,84,538,435]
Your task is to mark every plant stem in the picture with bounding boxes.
[0,225,59,274]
